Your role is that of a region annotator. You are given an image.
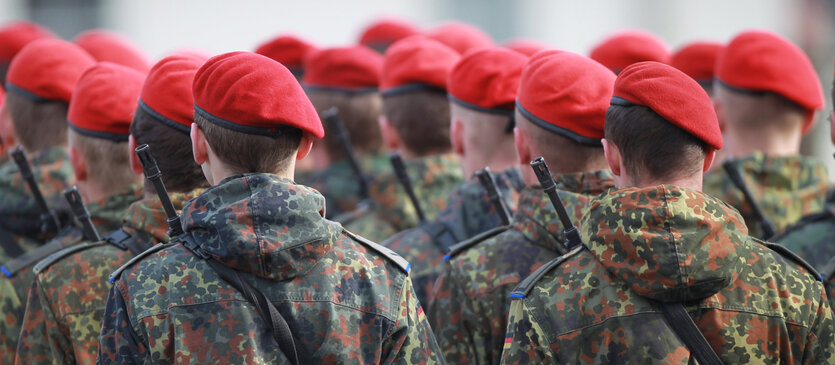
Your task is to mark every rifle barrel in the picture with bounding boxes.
[135,144,184,237]
[64,186,100,242]
[323,107,370,199]
[390,152,427,223]
[11,146,61,233]
[530,157,582,250]
[475,167,511,226]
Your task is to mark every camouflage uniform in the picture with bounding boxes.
[303,152,390,219]
[0,185,140,364]
[773,191,835,271]
[501,185,835,364]
[345,153,464,242]
[0,147,75,260]
[428,170,614,364]
[98,174,443,364]
[15,190,202,365]
[384,167,525,307]
[703,152,829,239]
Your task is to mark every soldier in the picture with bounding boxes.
[358,18,420,53]
[254,34,318,81]
[344,36,465,241]
[429,51,616,364]
[73,30,151,73]
[704,30,828,239]
[383,47,529,306]
[426,21,494,54]
[301,45,390,218]
[16,53,209,365]
[501,61,834,364]
[98,52,442,364]
[589,29,670,74]
[0,21,53,85]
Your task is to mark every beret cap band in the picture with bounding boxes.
[194,104,292,138]
[448,94,514,116]
[137,99,190,134]
[380,83,447,97]
[517,101,602,146]
[4,82,54,103]
[68,122,128,142]
[303,85,378,95]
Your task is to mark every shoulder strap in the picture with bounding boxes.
[509,244,584,298]
[2,227,83,277]
[772,210,832,241]
[34,241,105,274]
[444,225,511,261]
[421,221,461,253]
[343,228,410,273]
[658,303,724,365]
[0,226,24,259]
[103,229,150,256]
[756,239,822,281]
[109,241,175,283]
[178,234,301,365]
[820,255,835,282]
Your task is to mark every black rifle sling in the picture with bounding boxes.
[181,235,300,365]
[659,302,724,365]
[0,227,24,258]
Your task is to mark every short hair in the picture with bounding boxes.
[194,112,302,175]
[515,111,606,174]
[68,129,135,188]
[307,90,383,162]
[605,104,707,183]
[0,63,9,87]
[6,91,68,152]
[130,107,208,193]
[382,90,450,156]
[715,83,806,132]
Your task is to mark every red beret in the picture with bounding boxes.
[255,35,318,73]
[590,30,670,73]
[0,21,54,62]
[74,30,151,73]
[517,51,615,146]
[138,52,208,134]
[303,46,383,93]
[68,62,145,142]
[426,22,494,54]
[359,18,420,49]
[6,39,96,103]
[380,36,461,95]
[612,61,722,150]
[193,52,323,138]
[502,39,551,57]
[448,47,527,112]
[716,30,823,133]
[670,41,724,84]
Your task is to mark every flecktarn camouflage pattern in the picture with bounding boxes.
[97,174,442,364]
[303,152,389,219]
[774,191,835,271]
[501,185,834,364]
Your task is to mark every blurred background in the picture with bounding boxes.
[2,0,834,176]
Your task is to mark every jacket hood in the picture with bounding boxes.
[581,185,748,302]
[122,189,204,243]
[181,174,340,280]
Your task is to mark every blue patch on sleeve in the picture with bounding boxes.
[1,266,10,278]
[509,293,525,299]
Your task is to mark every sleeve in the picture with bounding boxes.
[96,282,146,365]
[382,276,444,364]
[0,276,24,364]
[15,274,73,364]
[500,298,554,365]
[427,261,479,363]
[803,283,835,364]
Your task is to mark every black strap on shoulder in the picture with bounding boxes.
[1,227,82,277]
[421,221,460,253]
[0,226,24,259]
[658,303,724,365]
[103,229,148,256]
[180,234,300,365]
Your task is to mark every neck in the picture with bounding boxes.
[621,173,703,192]
[724,126,801,158]
[206,159,296,186]
[79,180,128,205]
[461,157,518,178]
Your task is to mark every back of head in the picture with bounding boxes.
[304,46,384,162]
[6,39,96,152]
[133,53,209,193]
[426,21,494,54]
[255,35,318,80]
[515,51,614,173]
[589,30,670,74]
[605,62,721,186]
[670,41,724,94]
[0,21,54,84]
[68,62,144,189]
[74,30,151,73]
[380,36,461,156]
[358,18,420,53]
[192,52,322,175]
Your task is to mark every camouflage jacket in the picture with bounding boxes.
[773,191,835,271]
[97,174,443,364]
[303,152,390,219]
[501,185,835,364]
[345,153,464,242]
[0,147,75,260]
[429,170,614,364]
[383,167,525,307]
[15,190,201,365]
[0,185,141,365]
[703,152,829,239]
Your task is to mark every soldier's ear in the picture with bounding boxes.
[128,135,143,176]
[190,123,208,165]
[296,132,314,161]
[702,148,716,173]
[602,138,621,177]
[450,118,464,156]
[68,146,87,182]
[378,116,399,151]
[513,126,530,166]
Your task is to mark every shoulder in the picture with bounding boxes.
[109,241,182,283]
[510,245,586,299]
[444,225,512,261]
[342,228,411,274]
[33,240,106,274]
[3,227,85,276]
[752,238,822,281]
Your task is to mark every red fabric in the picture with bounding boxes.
[380,36,461,92]
[359,18,420,47]
[0,21,53,62]
[193,52,323,138]
[6,39,96,102]
[255,35,318,69]
[140,52,208,129]
[502,39,550,57]
[517,51,615,140]
[426,22,493,54]
[590,30,670,73]
[74,30,151,73]
[670,41,724,82]
[448,47,527,110]
[68,62,145,139]
[0,86,5,107]
[716,30,823,134]
[303,46,383,90]
[614,61,722,150]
